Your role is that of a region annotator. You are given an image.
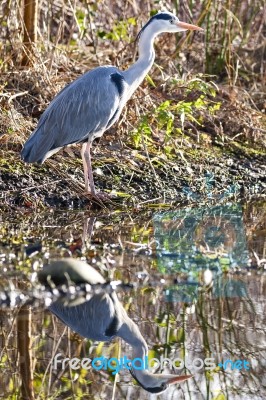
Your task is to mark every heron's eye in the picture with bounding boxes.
[170,19,175,24]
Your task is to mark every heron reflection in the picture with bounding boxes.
[39,258,191,394]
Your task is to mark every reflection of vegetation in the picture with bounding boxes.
[164,283,199,303]
[0,202,265,398]
[154,204,249,276]
[213,276,248,298]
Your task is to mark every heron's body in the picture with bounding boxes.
[21,11,202,197]
[22,67,127,164]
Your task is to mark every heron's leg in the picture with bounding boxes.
[81,143,89,192]
[82,216,96,246]
[81,141,96,195]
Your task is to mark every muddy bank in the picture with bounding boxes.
[0,137,265,210]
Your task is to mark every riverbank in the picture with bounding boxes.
[0,68,265,210]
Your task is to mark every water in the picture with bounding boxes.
[0,201,265,399]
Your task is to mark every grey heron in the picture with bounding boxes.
[21,11,203,198]
[40,258,192,393]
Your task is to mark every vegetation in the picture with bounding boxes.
[0,0,265,208]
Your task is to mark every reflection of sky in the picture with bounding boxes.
[154,204,250,302]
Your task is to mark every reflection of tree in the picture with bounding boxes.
[17,306,35,400]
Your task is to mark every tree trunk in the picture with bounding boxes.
[22,0,38,65]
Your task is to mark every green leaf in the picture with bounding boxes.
[146,74,156,87]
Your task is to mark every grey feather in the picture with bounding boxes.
[49,292,122,341]
[21,66,125,163]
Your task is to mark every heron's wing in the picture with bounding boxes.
[21,66,124,163]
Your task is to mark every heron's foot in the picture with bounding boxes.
[94,191,114,201]
[85,190,115,202]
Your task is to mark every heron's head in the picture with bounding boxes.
[137,11,203,40]
[130,368,192,394]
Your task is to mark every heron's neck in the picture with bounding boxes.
[123,27,157,96]
[119,316,162,387]
[118,316,148,359]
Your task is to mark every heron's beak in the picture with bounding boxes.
[167,374,193,385]
[176,21,203,31]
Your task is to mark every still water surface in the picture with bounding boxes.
[0,201,265,399]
